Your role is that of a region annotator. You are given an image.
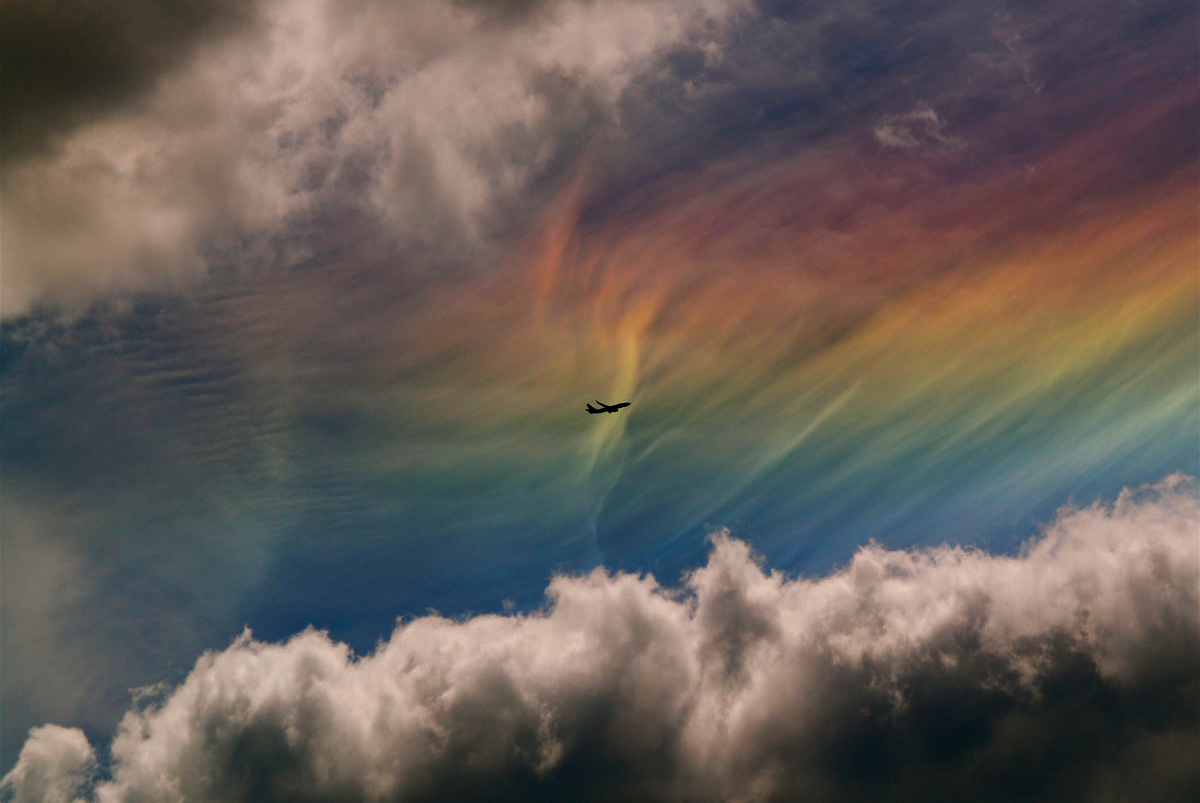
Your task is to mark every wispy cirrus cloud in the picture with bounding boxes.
[8,0,1190,320]
[3,0,1196,785]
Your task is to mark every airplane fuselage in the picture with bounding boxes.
[586,400,631,414]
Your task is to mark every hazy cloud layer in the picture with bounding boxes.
[6,476,1196,802]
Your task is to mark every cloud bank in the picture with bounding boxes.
[5,476,1196,802]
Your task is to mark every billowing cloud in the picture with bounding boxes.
[8,476,1196,802]
[0,725,95,803]
[0,0,742,319]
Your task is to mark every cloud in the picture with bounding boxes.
[8,476,1197,802]
[5,0,1191,320]
[0,0,743,319]
[873,103,961,150]
[0,499,97,760]
[0,0,261,161]
[0,725,95,803]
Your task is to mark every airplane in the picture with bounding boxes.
[586,399,631,414]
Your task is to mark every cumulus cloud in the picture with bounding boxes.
[0,0,742,319]
[9,476,1197,802]
[0,725,95,803]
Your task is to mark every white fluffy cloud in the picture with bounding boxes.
[6,476,1197,802]
[0,725,95,803]
[1,0,742,319]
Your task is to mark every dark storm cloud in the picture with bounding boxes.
[0,0,261,160]
[5,477,1196,802]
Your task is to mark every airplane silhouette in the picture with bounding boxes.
[586,399,631,414]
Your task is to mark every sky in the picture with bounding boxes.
[1,0,1197,800]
